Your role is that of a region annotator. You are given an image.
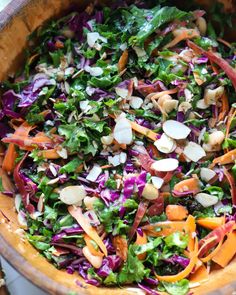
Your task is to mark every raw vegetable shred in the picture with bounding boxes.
[1,1,236,294]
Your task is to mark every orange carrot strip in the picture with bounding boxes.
[118,49,128,73]
[112,235,128,262]
[212,231,236,267]
[84,234,104,257]
[218,92,229,122]
[213,148,236,165]
[197,217,225,230]
[100,164,113,169]
[189,264,209,283]
[0,167,15,192]
[173,178,200,194]
[38,149,61,159]
[166,205,188,221]
[130,121,158,141]
[217,38,232,49]
[52,247,70,257]
[200,238,223,263]
[223,167,236,206]
[142,221,185,237]
[2,143,17,173]
[147,88,178,100]
[155,238,198,282]
[184,215,196,252]
[68,206,107,256]
[160,192,171,198]
[225,108,236,140]
[135,231,147,260]
[164,29,199,49]
[75,163,84,173]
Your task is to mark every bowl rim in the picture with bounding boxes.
[0,1,236,295]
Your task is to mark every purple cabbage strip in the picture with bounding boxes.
[18,78,53,108]
[2,90,21,118]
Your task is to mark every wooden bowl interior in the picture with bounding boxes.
[0,0,235,294]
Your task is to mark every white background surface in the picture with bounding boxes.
[1,257,48,295]
[0,0,11,10]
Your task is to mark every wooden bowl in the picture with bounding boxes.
[0,1,235,294]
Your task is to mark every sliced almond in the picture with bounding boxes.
[196,99,209,109]
[115,87,129,99]
[195,193,218,207]
[183,142,206,162]
[82,246,103,269]
[163,120,191,140]
[151,176,164,189]
[86,165,102,182]
[15,194,22,213]
[101,135,113,145]
[130,96,143,109]
[142,183,159,200]
[200,168,216,182]
[151,158,179,172]
[83,196,98,210]
[113,115,133,145]
[208,131,225,146]
[60,185,86,205]
[154,133,176,154]
[204,86,224,105]
[17,211,27,228]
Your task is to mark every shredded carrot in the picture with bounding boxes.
[51,247,70,257]
[129,120,159,141]
[217,38,232,49]
[155,238,198,282]
[193,71,205,85]
[223,167,236,206]
[84,234,104,257]
[166,205,188,221]
[184,215,196,252]
[118,49,128,73]
[200,238,223,263]
[142,221,186,237]
[0,167,15,192]
[213,148,236,165]
[100,164,113,169]
[75,163,84,173]
[198,221,235,258]
[147,88,178,100]
[173,178,200,194]
[38,149,61,159]
[210,59,219,75]
[55,40,64,49]
[164,28,199,49]
[160,192,171,198]
[225,108,236,140]
[2,143,17,173]
[189,264,209,283]
[197,217,225,230]
[212,231,236,267]
[147,143,160,158]
[112,235,128,261]
[135,231,148,260]
[28,53,39,65]
[218,92,229,122]
[68,206,107,256]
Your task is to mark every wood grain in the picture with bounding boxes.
[0,1,235,295]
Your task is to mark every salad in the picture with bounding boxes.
[0,1,236,294]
